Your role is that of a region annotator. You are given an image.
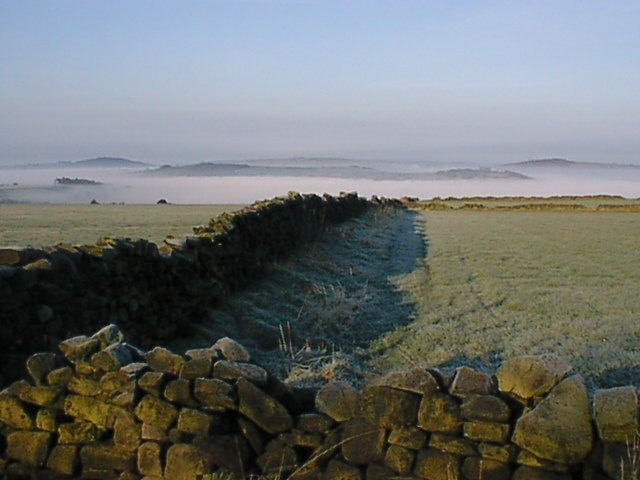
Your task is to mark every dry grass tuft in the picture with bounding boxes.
[621,433,640,480]
[277,320,359,388]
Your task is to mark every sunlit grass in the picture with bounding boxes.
[0,203,243,247]
[371,210,640,390]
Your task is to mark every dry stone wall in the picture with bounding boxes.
[0,325,638,480]
[0,192,376,384]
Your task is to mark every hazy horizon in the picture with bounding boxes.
[1,154,640,169]
[2,160,639,204]
[1,1,639,167]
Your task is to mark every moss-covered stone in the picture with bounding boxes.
[449,366,495,398]
[496,355,572,404]
[145,347,184,375]
[176,408,213,436]
[387,426,428,450]
[237,377,292,434]
[417,391,462,434]
[463,420,511,443]
[212,337,251,362]
[462,457,512,480]
[256,438,299,474]
[179,357,212,379]
[80,444,136,473]
[296,412,334,433]
[17,384,64,407]
[133,394,178,431]
[35,408,59,432]
[46,444,79,476]
[341,418,386,465]
[593,386,639,443]
[6,431,52,467]
[113,413,141,452]
[137,441,163,476]
[460,394,511,423]
[384,444,415,474]
[193,377,236,411]
[315,381,359,422]
[360,385,420,428]
[25,352,58,386]
[162,378,196,407]
[46,366,73,386]
[59,336,101,363]
[324,459,361,480]
[414,448,462,480]
[63,394,111,427]
[0,391,34,429]
[137,371,166,397]
[213,360,268,387]
[58,421,101,444]
[429,432,478,456]
[512,375,593,464]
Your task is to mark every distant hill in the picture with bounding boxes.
[54,177,103,186]
[1,156,152,170]
[507,158,574,167]
[144,163,251,176]
[507,158,640,169]
[143,161,531,181]
[432,168,530,180]
[62,157,151,168]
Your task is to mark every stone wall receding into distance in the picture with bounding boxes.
[0,325,637,479]
[0,192,377,384]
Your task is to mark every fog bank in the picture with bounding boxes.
[1,165,639,204]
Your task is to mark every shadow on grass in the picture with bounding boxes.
[594,367,640,390]
[167,208,426,385]
[430,351,506,379]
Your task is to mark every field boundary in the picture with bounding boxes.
[403,194,640,211]
[0,192,396,385]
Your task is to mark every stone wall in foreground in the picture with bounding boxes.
[0,325,637,480]
[0,192,376,384]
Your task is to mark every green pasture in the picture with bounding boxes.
[0,204,243,247]
[372,209,640,390]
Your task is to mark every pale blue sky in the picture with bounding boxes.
[1,0,639,165]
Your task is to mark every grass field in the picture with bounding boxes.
[0,203,243,247]
[412,194,640,210]
[371,209,640,390]
[1,200,638,390]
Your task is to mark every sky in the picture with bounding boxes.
[1,0,639,166]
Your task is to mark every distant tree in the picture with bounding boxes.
[56,177,102,186]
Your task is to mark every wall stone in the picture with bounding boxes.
[0,325,637,479]
[511,375,593,464]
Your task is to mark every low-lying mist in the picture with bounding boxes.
[1,163,639,204]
